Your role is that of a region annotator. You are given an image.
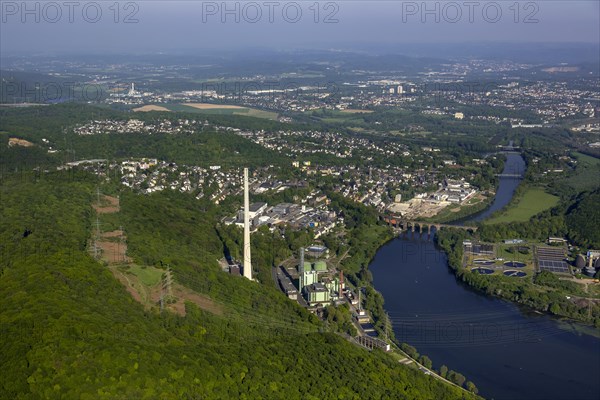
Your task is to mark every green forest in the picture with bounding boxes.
[0,104,291,171]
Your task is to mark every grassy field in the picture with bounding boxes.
[485,188,559,224]
[496,244,534,263]
[339,109,374,114]
[127,265,164,286]
[164,103,279,120]
[308,109,370,125]
[574,151,600,166]
[423,204,459,223]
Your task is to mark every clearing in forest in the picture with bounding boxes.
[92,192,222,316]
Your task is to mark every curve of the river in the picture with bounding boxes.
[370,152,600,400]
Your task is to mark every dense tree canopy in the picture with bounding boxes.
[566,190,600,249]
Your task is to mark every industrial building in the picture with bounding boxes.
[306,245,329,258]
[224,200,338,235]
[463,241,495,256]
[305,282,330,305]
[583,250,600,277]
[356,335,391,352]
[536,245,569,274]
[276,266,298,300]
[286,247,343,307]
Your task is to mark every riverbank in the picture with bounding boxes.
[337,226,483,395]
[424,195,493,224]
[483,186,559,224]
[369,232,600,400]
[330,154,519,395]
[340,148,599,398]
[435,228,600,327]
[359,148,600,399]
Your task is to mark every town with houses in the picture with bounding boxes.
[60,114,600,307]
[67,151,483,224]
[89,58,600,131]
[36,54,599,349]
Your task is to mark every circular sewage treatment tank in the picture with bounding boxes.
[503,270,527,277]
[504,261,526,268]
[471,267,495,275]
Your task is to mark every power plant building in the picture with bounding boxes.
[305,282,330,305]
[298,252,342,306]
[302,268,319,288]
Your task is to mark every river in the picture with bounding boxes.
[370,152,600,400]
[455,151,526,224]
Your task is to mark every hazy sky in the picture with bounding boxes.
[1,1,599,54]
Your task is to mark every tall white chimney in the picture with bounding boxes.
[243,168,252,280]
[299,247,305,291]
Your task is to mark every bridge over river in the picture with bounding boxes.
[382,215,478,233]
[495,173,524,178]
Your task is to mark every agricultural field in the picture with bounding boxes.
[163,103,279,120]
[574,151,600,166]
[132,104,171,112]
[485,187,559,224]
[308,109,370,125]
[339,109,374,114]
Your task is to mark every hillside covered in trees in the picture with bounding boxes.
[0,104,293,171]
[566,190,600,249]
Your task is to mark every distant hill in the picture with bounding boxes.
[0,70,76,104]
[0,103,289,169]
